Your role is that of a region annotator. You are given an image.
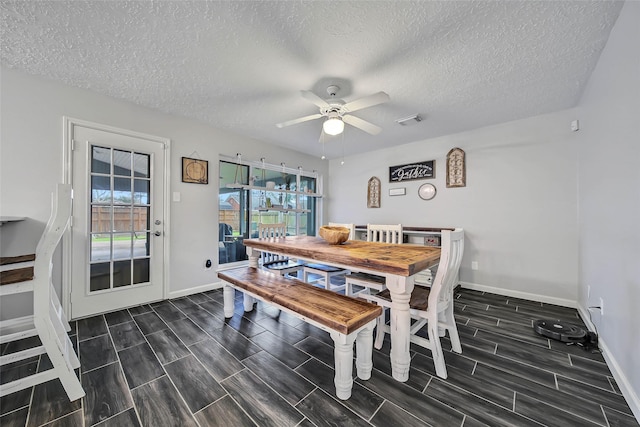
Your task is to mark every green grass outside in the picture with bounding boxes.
[92,234,146,242]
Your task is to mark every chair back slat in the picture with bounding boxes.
[367,224,402,243]
[257,223,288,264]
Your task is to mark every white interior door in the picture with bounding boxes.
[68,122,168,319]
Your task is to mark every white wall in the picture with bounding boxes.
[0,67,328,318]
[328,109,580,306]
[576,1,640,418]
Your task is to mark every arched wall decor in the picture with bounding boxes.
[446,148,466,188]
[367,176,381,208]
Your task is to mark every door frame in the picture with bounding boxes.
[62,117,171,318]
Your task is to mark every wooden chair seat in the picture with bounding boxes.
[374,286,431,311]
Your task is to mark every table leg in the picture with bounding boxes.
[385,275,414,382]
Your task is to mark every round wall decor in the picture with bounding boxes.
[418,183,437,200]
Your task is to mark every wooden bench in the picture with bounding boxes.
[218,266,382,400]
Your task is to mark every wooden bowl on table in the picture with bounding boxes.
[319,226,350,245]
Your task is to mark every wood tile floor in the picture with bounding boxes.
[1,287,638,427]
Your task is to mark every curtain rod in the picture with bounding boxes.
[219,153,318,177]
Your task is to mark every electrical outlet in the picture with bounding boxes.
[599,297,604,316]
[471,261,478,270]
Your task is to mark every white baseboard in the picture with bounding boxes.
[459,281,576,308]
[168,281,224,299]
[577,305,640,423]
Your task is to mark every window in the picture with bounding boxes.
[218,159,321,265]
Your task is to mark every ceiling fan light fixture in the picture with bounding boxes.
[323,117,344,135]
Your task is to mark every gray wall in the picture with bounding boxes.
[328,109,580,306]
[326,1,639,417]
[0,67,329,318]
[576,1,640,418]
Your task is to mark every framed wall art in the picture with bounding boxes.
[446,147,466,188]
[367,176,381,208]
[389,160,435,182]
[182,157,209,184]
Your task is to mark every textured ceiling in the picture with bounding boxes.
[0,1,624,159]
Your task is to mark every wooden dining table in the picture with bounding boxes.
[242,235,441,382]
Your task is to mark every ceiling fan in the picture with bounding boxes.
[276,85,390,137]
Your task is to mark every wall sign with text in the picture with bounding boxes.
[389,160,435,182]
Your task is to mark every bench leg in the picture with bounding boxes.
[355,321,375,380]
[243,293,255,312]
[223,285,235,318]
[330,331,357,400]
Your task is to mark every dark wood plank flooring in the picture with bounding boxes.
[1,287,638,427]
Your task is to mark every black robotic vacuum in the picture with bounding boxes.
[533,319,587,342]
[533,319,599,351]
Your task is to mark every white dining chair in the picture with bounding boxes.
[303,222,355,292]
[345,224,402,297]
[365,228,465,379]
[257,222,305,277]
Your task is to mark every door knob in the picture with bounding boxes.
[154,231,162,237]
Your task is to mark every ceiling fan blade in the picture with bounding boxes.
[343,91,390,113]
[343,114,382,135]
[276,113,323,128]
[300,90,331,109]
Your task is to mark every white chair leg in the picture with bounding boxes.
[34,318,84,401]
[322,272,330,290]
[374,310,386,350]
[444,303,462,354]
[355,321,375,380]
[428,321,447,379]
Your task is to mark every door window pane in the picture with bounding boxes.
[92,146,111,174]
[113,206,133,232]
[133,207,150,233]
[134,232,149,257]
[113,149,132,177]
[91,206,112,233]
[113,260,132,287]
[133,179,150,204]
[113,177,132,204]
[113,233,133,260]
[90,263,110,292]
[91,234,111,262]
[133,153,150,178]
[133,258,150,284]
[91,176,111,203]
